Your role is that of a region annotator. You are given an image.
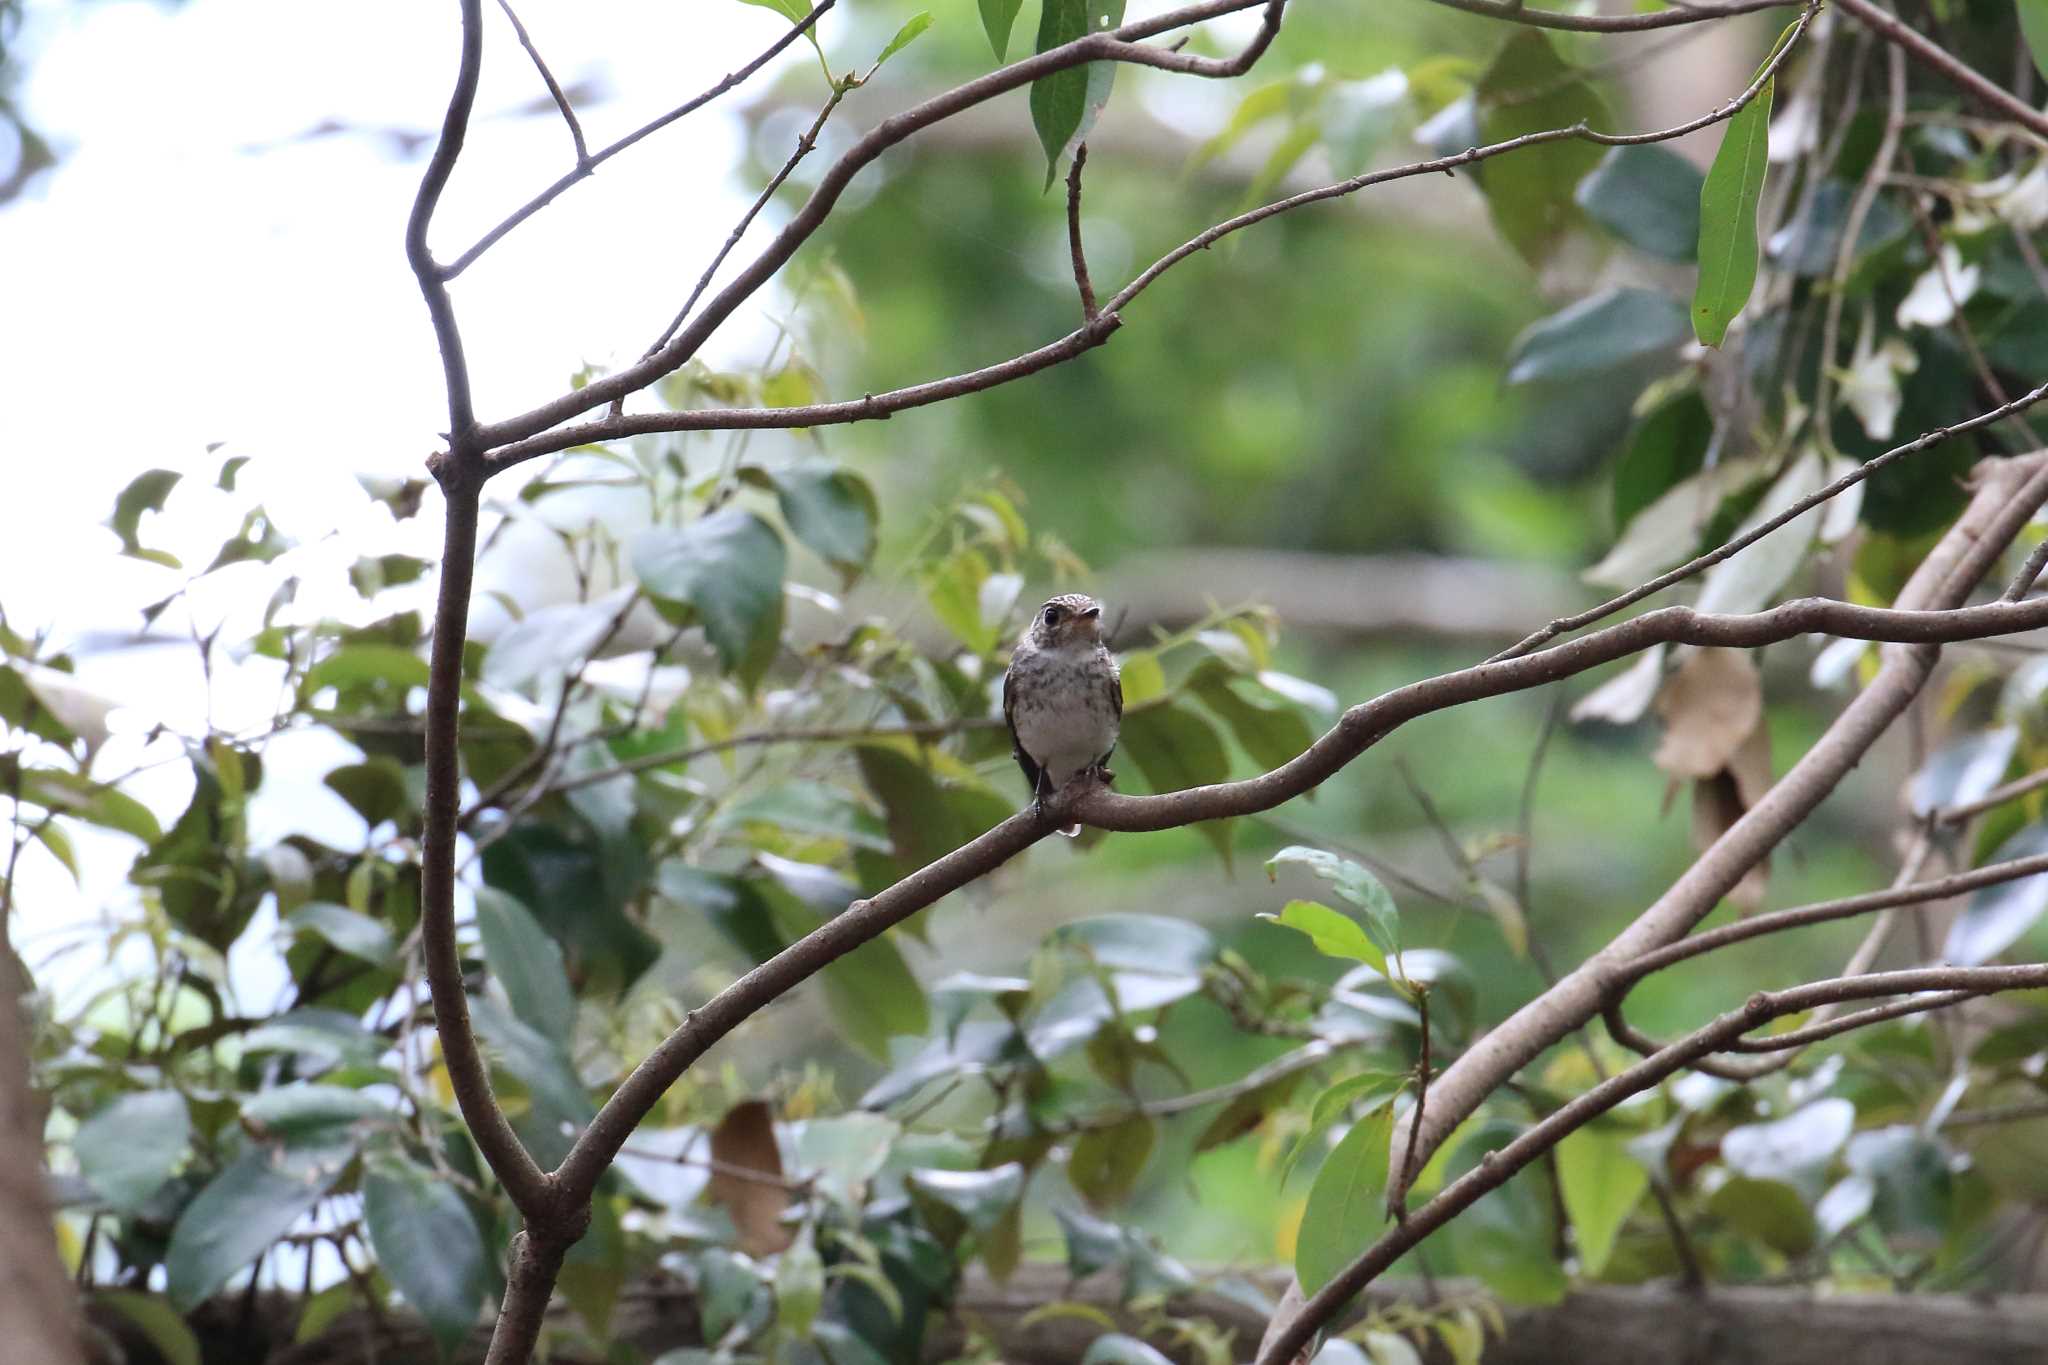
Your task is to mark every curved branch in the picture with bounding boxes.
[1254,963,2048,1365]
[1418,0,1794,33]
[405,0,486,437]
[469,0,1281,454]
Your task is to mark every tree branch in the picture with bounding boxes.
[1380,451,2048,1205]
[1417,0,1795,34]
[467,0,1282,454]
[481,4,1822,471]
[1256,963,2048,1365]
[1066,143,1099,321]
[442,0,838,280]
[405,0,485,438]
[494,0,587,165]
[1834,0,2048,141]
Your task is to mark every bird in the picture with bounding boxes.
[1003,593,1122,836]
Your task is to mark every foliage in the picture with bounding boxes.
[13,1,2048,1363]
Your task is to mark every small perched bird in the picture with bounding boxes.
[1003,593,1122,836]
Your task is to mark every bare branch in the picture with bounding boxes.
[468,0,1282,453]
[1725,988,1983,1051]
[1380,453,2048,1204]
[1066,143,1100,321]
[405,0,486,438]
[1256,963,2048,1365]
[1492,376,2048,663]
[1941,767,2048,827]
[1834,0,2048,141]
[443,0,838,281]
[1418,0,1794,34]
[640,82,850,362]
[495,0,587,165]
[1050,1037,1350,1134]
[481,4,1822,471]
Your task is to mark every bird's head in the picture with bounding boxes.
[1028,593,1105,649]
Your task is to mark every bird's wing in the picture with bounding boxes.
[1109,657,1122,722]
[1003,664,1043,795]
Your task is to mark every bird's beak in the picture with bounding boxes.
[1081,605,1103,635]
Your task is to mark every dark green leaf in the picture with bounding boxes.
[1049,914,1216,1011]
[1504,288,1689,386]
[365,1160,488,1358]
[1613,388,1712,529]
[75,1091,190,1210]
[324,758,411,829]
[632,510,787,686]
[1440,1121,1566,1304]
[476,886,576,1039]
[660,864,786,964]
[857,744,967,870]
[1693,25,1792,346]
[1194,1070,1304,1153]
[811,917,930,1058]
[92,1290,201,1365]
[906,1163,1025,1240]
[1192,671,1314,771]
[2024,0,2048,83]
[1720,1099,1853,1190]
[1707,1175,1816,1256]
[1118,700,1232,861]
[1946,822,2048,965]
[286,902,395,965]
[469,994,595,1131]
[1069,1115,1156,1209]
[1474,33,1610,266]
[1763,179,1908,277]
[108,468,183,566]
[1575,145,1702,261]
[979,0,1024,59]
[765,460,879,582]
[166,1146,345,1310]
[1295,1105,1395,1293]
[1028,0,1126,189]
[241,1083,385,1144]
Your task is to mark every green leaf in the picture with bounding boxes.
[19,768,162,843]
[1575,145,1702,262]
[1947,822,2048,964]
[1295,1105,1395,1293]
[776,1225,826,1337]
[476,886,576,1039]
[1069,1115,1156,1209]
[1049,913,1216,1011]
[1504,288,1689,386]
[765,460,878,582]
[1192,671,1314,771]
[324,758,411,828]
[906,1163,1025,1241]
[1474,33,1610,267]
[108,468,183,566]
[1118,700,1233,861]
[1117,650,1167,709]
[856,744,968,872]
[1720,1099,1854,1189]
[1693,23,1794,346]
[817,923,931,1059]
[364,1160,487,1358]
[241,1083,386,1143]
[1613,388,1712,530]
[1260,899,1385,974]
[92,1290,201,1365]
[738,0,808,22]
[1028,0,1126,189]
[632,510,787,686]
[1556,1126,1646,1276]
[75,1091,190,1209]
[875,11,933,68]
[2023,0,2048,83]
[1080,1335,1176,1365]
[469,994,595,1130]
[166,1146,345,1310]
[1265,847,1401,967]
[1707,1175,1816,1256]
[286,902,395,965]
[1281,1073,1403,1183]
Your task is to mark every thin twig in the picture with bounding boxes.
[1724,988,1984,1051]
[1939,766,2048,825]
[1390,988,1431,1221]
[1491,378,2048,663]
[495,0,587,164]
[1066,143,1099,320]
[1833,0,2048,140]
[1418,0,1792,33]
[641,83,850,361]
[484,3,1824,470]
[444,0,838,280]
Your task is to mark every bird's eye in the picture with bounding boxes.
[1043,605,1060,625]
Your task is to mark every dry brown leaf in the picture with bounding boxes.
[1689,714,1774,911]
[705,1099,794,1256]
[1652,647,1763,780]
